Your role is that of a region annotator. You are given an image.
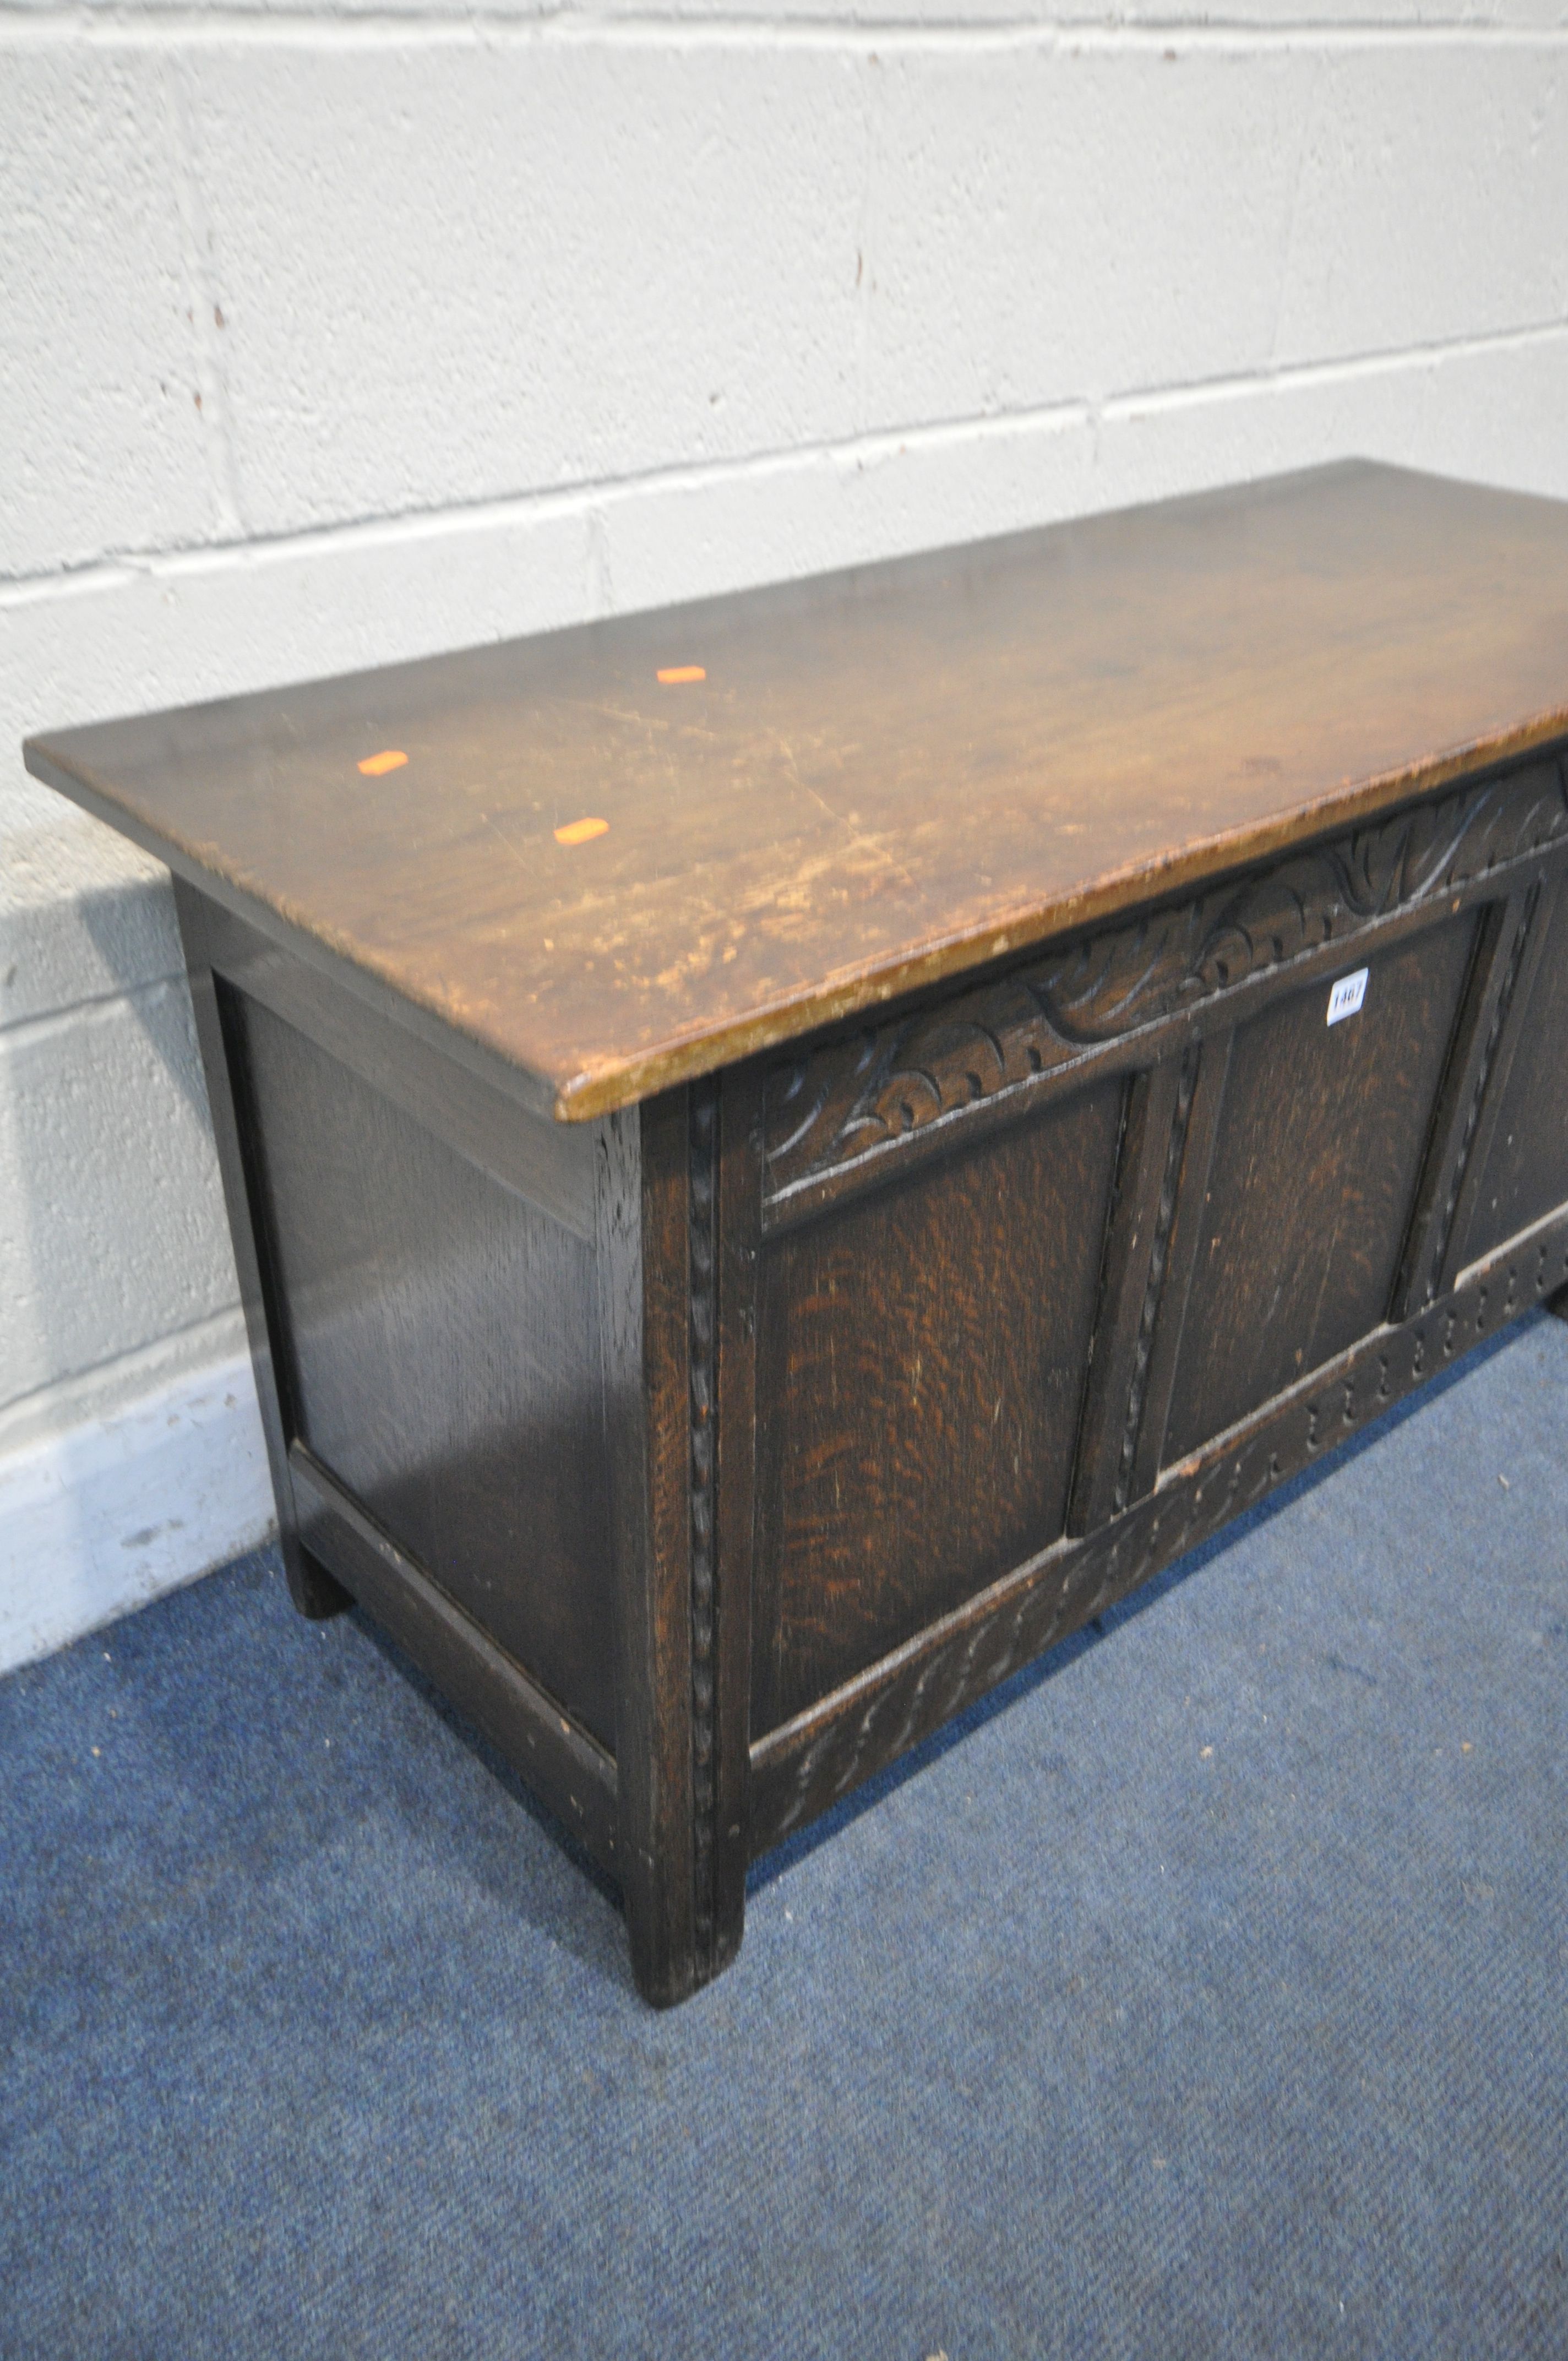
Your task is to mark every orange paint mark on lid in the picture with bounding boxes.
[554,815,609,846]
[657,666,706,686]
[357,749,408,777]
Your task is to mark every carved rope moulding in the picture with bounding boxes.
[688,1079,720,1967]
[762,756,1568,1207]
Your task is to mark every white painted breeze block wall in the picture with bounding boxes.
[3,0,1567,1670]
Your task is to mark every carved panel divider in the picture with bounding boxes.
[1112,1046,1200,1513]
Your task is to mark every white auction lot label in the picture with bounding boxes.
[1326,967,1370,1026]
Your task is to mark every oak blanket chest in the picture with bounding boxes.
[27,461,1568,2006]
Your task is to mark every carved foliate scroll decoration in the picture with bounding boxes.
[764,756,1568,1211]
[688,1078,719,1969]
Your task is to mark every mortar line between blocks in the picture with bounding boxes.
[4,315,1568,607]
[4,8,1568,49]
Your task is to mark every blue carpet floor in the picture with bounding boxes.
[3,1313,1566,2360]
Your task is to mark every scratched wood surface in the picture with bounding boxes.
[25,462,1568,1120]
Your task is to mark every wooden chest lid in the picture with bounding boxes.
[25,461,1568,1119]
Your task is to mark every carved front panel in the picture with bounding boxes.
[1465,879,1568,1267]
[1161,914,1479,1465]
[749,1075,1124,1733]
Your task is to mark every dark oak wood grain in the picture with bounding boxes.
[291,1446,619,1873]
[1162,914,1478,1464]
[195,895,597,1239]
[230,984,619,1745]
[1464,871,1568,1268]
[1392,890,1530,1320]
[26,465,1568,1120]
[603,1089,700,2006]
[710,1068,765,1975]
[1063,1063,1178,1537]
[36,467,1568,2009]
[751,1078,1124,1730]
[748,1201,1568,1856]
[176,885,350,1625]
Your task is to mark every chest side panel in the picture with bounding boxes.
[229,988,617,1748]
